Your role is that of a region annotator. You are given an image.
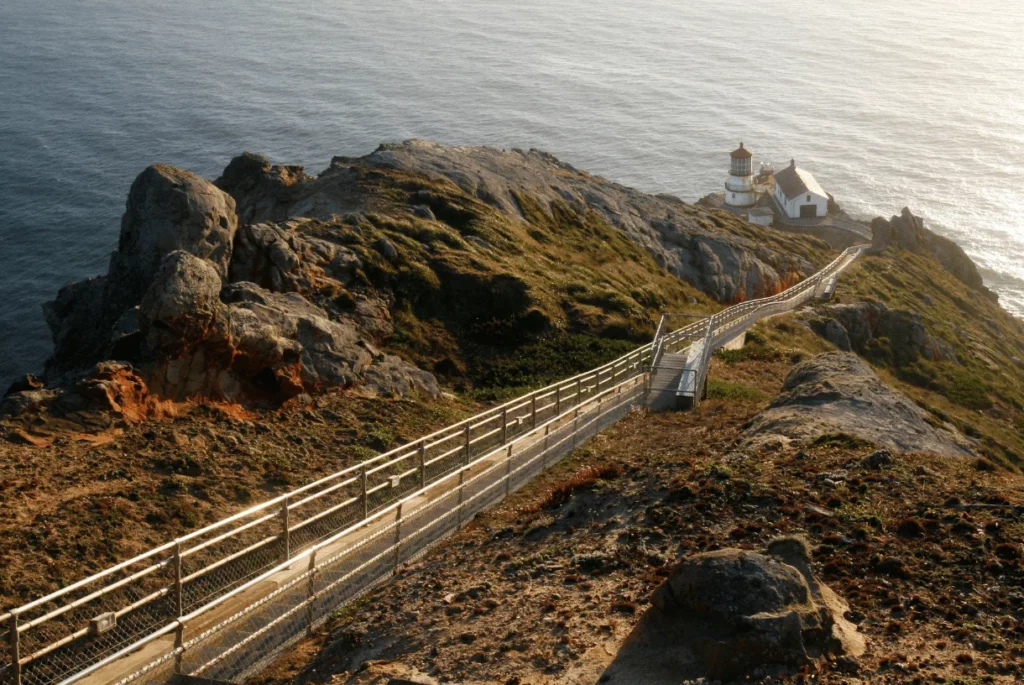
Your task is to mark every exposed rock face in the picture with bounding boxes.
[217,141,819,303]
[603,539,864,682]
[29,160,438,412]
[113,164,239,290]
[745,353,975,457]
[229,220,363,294]
[138,253,436,402]
[808,301,958,364]
[43,165,240,379]
[871,208,994,299]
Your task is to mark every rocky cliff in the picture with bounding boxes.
[871,207,994,299]
[4,141,830,420]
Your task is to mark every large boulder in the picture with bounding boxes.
[745,352,976,457]
[137,253,437,403]
[111,164,238,300]
[871,207,994,299]
[43,165,239,379]
[603,539,864,682]
[140,251,224,355]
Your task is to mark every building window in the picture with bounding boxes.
[806,194,811,202]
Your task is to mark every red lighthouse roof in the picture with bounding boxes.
[730,142,753,159]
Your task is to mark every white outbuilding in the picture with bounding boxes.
[773,160,828,219]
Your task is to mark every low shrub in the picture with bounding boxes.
[539,463,623,510]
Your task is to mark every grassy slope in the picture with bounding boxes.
[0,392,479,608]
[826,250,1024,469]
[322,165,830,393]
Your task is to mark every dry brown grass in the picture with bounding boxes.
[537,462,623,510]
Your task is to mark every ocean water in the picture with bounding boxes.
[2,0,1023,390]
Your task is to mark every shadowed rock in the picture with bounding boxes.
[601,539,864,682]
[871,207,994,300]
[807,301,958,364]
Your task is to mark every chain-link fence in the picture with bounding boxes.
[0,245,865,685]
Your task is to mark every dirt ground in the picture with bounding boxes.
[253,356,1024,685]
[0,390,478,610]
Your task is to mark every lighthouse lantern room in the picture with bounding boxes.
[725,142,756,208]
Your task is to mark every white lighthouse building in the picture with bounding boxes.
[724,142,756,208]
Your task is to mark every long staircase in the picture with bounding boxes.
[0,245,866,685]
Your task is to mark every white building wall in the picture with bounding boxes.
[775,186,827,219]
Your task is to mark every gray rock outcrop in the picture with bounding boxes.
[43,165,240,378]
[113,164,239,290]
[807,301,958,365]
[137,253,437,402]
[871,207,994,299]
[745,352,976,457]
[30,160,438,410]
[602,539,864,682]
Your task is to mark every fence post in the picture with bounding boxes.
[531,396,537,430]
[464,423,472,465]
[555,386,561,416]
[305,548,317,637]
[572,406,580,449]
[505,445,513,497]
[281,496,291,561]
[173,540,184,618]
[543,424,551,465]
[457,469,465,528]
[174,622,184,675]
[9,612,21,685]
[499,407,507,444]
[419,441,427,488]
[171,539,184,673]
[393,503,403,572]
[576,378,582,404]
[361,468,369,520]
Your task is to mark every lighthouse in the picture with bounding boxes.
[725,142,756,208]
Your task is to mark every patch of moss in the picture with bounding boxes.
[811,433,874,450]
[706,379,767,402]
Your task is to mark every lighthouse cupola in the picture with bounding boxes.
[724,142,756,208]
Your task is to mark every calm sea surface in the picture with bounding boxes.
[2,0,1023,389]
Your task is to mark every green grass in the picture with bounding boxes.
[715,331,786,365]
[706,379,767,402]
[811,433,875,450]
